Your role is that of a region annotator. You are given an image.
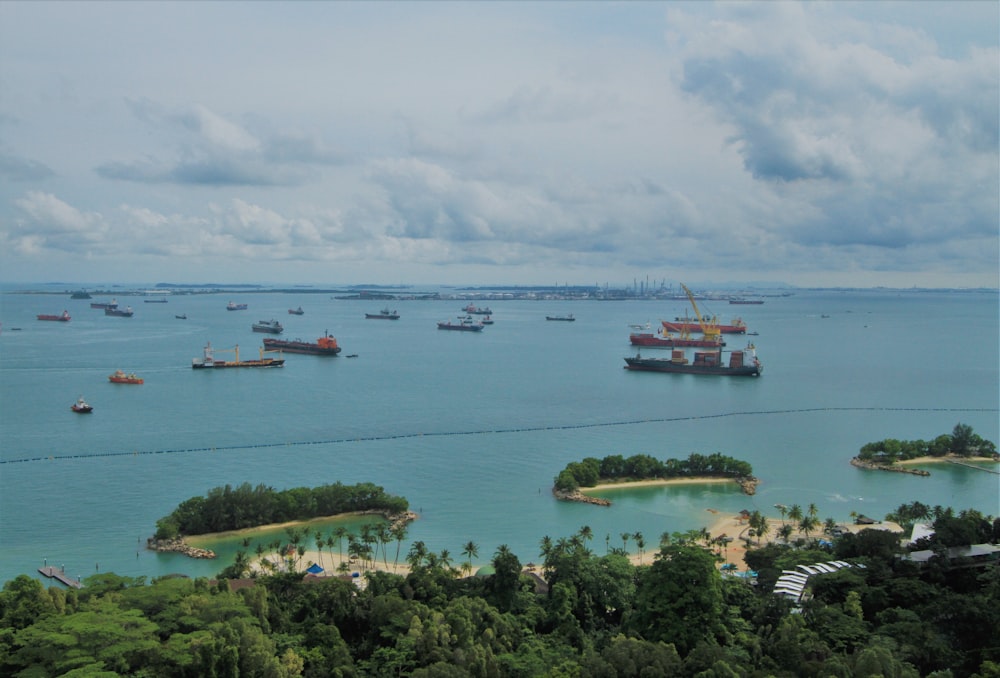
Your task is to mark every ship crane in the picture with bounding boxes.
[680,283,721,341]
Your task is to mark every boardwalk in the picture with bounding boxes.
[945,459,1000,475]
[38,566,83,588]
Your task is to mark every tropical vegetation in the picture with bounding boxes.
[554,452,753,492]
[6,503,997,676]
[154,481,409,540]
[856,423,997,465]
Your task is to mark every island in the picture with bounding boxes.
[850,423,998,476]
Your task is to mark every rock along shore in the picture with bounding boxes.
[146,538,216,559]
[850,457,930,476]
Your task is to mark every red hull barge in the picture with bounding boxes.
[629,332,723,348]
[662,319,747,335]
[38,311,71,321]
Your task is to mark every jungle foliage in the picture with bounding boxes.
[554,452,753,492]
[856,423,997,464]
[6,505,997,677]
[154,481,409,539]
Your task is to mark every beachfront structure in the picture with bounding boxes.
[773,560,859,604]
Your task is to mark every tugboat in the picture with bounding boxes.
[365,307,400,320]
[252,319,284,334]
[37,310,71,322]
[71,397,93,413]
[108,370,144,384]
[263,331,342,356]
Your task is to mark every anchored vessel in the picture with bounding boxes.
[624,344,762,377]
[37,310,71,322]
[366,307,400,320]
[629,330,723,348]
[226,301,248,311]
[105,306,134,317]
[546,314,575,321]
[71,397,93,413]
[263,332,342,356]
[662,317,746,335]
[252,319,284,334]
[288,307,305,315]
[108,370,143,384]
[462,304,493,315]
[192,343,285,369]
[438,316,484,332]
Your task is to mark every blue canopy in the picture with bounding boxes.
[305,563,324,574]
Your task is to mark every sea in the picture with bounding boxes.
[1,286,997,586]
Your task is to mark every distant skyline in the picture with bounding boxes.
[1,1,997,289]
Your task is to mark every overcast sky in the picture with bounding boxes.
[1,1,996,288]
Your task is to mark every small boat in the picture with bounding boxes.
[105,306,134,317]
[192,342,285,369]
[71,397,93,413]
[288,306,305,315]
[546,314,575,321]
[345,354,359,358]
[252,319,284,334]
[438,316,484,332]
[226,301,248,311]
[263,332,342,356]
[108,370,143,384]
[175,314,187,320]
[365,307,400,320]
[480,315,494,325]
[37,310,71,322]
[462,303,492,315]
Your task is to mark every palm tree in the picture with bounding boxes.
[334,527,348,564]
[808,503,819,520]
[438,549,454,574]
[539,535,553,561]
[788,504,803,533]
[578,525,593,546]
[462,540,479,577]
[605,533,611,554]
[776,504,788,525]
[391,524,408,572]
[779,524,794,543]
[823,517,838,536]
[314,531,325,570]
[799,515,818,541]
[407,540,428,569]
[620,532,630,553]
[659,531,672,548]
[633,531,645,564]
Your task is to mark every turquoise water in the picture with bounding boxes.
[1,287,997,584]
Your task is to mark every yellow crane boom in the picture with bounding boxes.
[680,283,720,339]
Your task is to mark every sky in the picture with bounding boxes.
[0,1,997,289]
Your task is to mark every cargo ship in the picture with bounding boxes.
[366,307,400,320]
[263,332,342,356]
[38,310,71,321]
[105,306,134,317]
[108,370,143,384]
[462,304,492,315]
[438,316,484,332]
[192,343,285,369]
[252,319,284,334]
[546,314,575,321]
[629,331,724,348]
[662,317,747,335]
[624,345,762,376]
[729,299,764,305]
[226,301,248,311]
[288,307,304,315]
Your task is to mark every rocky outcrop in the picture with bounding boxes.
[850,457,930,476]
[552,489,611,506]
[146,538,216,559]
[737,476,759,495]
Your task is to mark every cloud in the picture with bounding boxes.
[0,151,55,182]
[94,100,344,187]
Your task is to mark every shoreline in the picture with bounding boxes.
[582,476,737,491]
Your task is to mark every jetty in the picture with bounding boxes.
[38,566,83,588]
[946,459,1000,474]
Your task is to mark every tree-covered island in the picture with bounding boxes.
[553,452,757,504]
[851,423,998,475]
[150,481,411,557]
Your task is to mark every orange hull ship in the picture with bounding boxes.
[108,370,143,384]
